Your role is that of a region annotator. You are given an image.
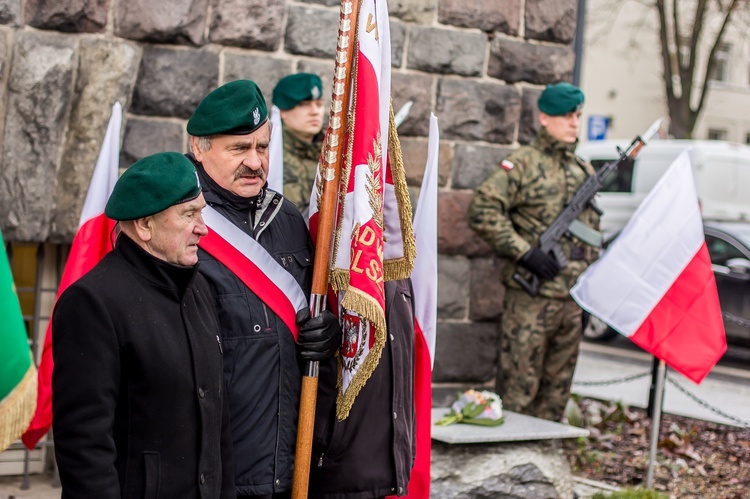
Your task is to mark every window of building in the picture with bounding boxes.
[707,128,727,141]
[746,132,750,145]
[709,43,731,83]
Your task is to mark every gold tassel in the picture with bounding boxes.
[0,362,37,452]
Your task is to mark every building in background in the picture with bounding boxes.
[580,0,750,143]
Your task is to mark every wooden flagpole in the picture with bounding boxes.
[291,0,360,496]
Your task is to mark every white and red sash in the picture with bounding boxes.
[199,205,308,338]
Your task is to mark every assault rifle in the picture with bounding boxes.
[514,118,663,297]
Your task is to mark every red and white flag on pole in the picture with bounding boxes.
[400,113,438,499]
[571,150,726,384]
[22,102,122,449]
[307,0,415,420]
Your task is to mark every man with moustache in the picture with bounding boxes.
[187,80,341,499]
[272,73,325,214]
[52,152,235,498]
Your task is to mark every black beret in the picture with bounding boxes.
[187,80,268,136]
[272,73,323,110]
[538,83,585,116]
[105,152,201,221]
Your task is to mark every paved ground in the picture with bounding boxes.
[573,342,750,427]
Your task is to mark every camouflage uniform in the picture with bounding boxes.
[282,126,323,214]
[468,127,600,421]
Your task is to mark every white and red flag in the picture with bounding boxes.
[308,0,415,420]
[571,150,726,384]
[400,113,438,499]
[22,102,122,449]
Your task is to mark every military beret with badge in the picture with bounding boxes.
[187,79,268,137]
[537,82,585,116]
[272,73,323,111]
[105,152,202,221]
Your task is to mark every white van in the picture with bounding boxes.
[576,139,750,233]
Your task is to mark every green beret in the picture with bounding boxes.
[538,82,585,116]
[272,73,323,110]
[105,152,201,221]
[187,80,268,136]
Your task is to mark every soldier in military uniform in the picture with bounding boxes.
[272,73,325,214]
[468,83,600,422]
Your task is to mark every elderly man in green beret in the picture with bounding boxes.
[468,82,600,422]
[52,152,235,498]
[272,73,325,214]
[187,79,341,499]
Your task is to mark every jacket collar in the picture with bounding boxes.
[115,232,198,297]
[533,127,579,156]
[282,126,323,161]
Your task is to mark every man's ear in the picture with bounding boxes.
[190,136,203,162]
[538,112,550,128]
[132,216,154,242]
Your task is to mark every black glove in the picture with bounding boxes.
[519,247,560,281]
[296,308,342,362]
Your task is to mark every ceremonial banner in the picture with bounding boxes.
[23,103,121,449]
[267,104,284,194]
[0,229,37,452]
[571,151,726,384]
[308,0,415,419]
[401,113,439,499]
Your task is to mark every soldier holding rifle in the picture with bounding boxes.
[468,83,600,422]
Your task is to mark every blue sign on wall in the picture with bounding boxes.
[587,115,610,141]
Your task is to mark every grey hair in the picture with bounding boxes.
[191,135,213,153]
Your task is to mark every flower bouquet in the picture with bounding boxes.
[435,389,504,427]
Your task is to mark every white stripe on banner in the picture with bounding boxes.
[202,205,307,312]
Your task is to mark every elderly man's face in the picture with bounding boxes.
[539,111,581,143]
[147,193,208,266]
[280,99,325,143]
[192,122,271,198]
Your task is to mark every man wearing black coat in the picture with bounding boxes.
[187,80,341,499]
[52,152,235,498]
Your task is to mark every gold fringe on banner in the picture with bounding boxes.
[383,103,416,281]
[0,362,37,452]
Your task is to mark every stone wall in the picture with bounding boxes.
[0,0,578,395]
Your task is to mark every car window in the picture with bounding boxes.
[591,157,634,193]
[705,234,745,266]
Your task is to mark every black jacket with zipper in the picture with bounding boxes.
[192,159,314,496]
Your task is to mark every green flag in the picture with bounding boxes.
[0,229,37,452]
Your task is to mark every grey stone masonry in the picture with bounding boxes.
[437,190,492,257]
[0,0,21,26]
[114,0,209,46]
[525,0,578,44]
[469,257,506,321]
[389,0,436,24]
[489,36,575,85]
[26,0,110,33]
[284,5,339,59]
[519,86,543,144]
[399,135,451,187]
[131,46,219,119]
[391,72,434,137]
[120,118,185,169]
[432,320,498,382]
[438,0,521,35]
[209,0,285,51]
[437,254,469,319]
[437,78,521,144]
[407,27,486,77]
[51,39,140,242]
[451,143,513,190]
[0,32,76,242]
[223,53,293,107]
[389,18,406,67]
